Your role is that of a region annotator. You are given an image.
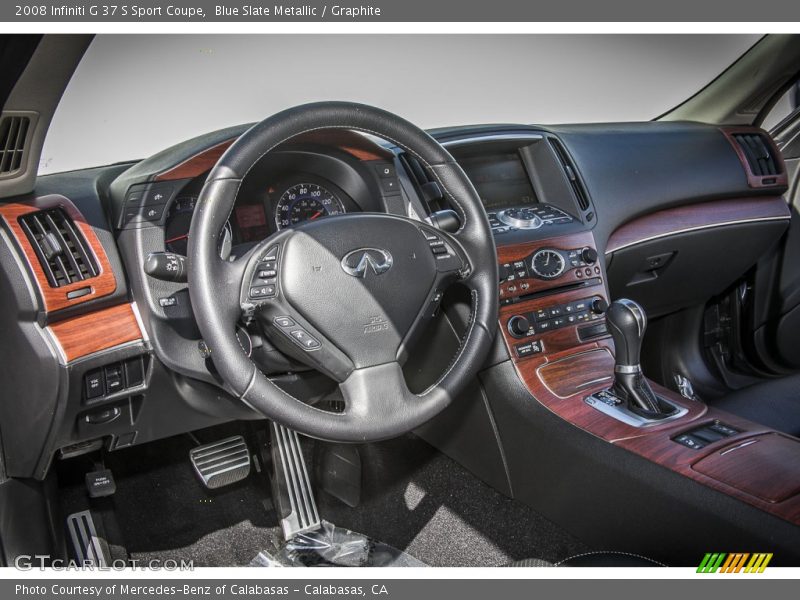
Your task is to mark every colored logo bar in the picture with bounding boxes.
[697,553,773,573]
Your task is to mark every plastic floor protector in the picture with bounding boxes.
[250,521,427,567]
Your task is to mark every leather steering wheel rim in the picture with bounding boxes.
[188,101,498,442]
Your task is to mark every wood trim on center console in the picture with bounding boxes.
[0,194,117,314]
[499,228,800,526]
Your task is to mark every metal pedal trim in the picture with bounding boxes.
[66,510,109,567]
[190,435,251,489]
[271,422,321,540]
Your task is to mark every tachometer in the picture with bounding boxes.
[275,183,344,230]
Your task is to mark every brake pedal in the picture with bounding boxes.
[190,435,251,489]
[66,510,110,567]
[270,422,321,540]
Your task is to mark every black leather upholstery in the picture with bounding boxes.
[713,374,800,437]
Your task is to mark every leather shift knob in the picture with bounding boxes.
[606,298,647,369]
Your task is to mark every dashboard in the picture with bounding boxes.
[150,131,591,263]
[1,119,792,484]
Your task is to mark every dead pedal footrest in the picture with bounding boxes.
[66,510,111,567]
[270,422,321,540]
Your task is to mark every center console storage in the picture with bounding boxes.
[691,433,800,504]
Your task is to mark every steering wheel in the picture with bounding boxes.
[188,102,498,442]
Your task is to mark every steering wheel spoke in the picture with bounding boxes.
[336,362,443,436]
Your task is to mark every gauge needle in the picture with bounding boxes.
[165,233,189,244]
[309,210,324,220]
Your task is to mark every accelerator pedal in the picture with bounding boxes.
[270,422,321,540]
[66,510,111,567]
[190,435,251,489]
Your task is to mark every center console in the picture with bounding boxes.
[493,225,800,526]
[443,133,800,528]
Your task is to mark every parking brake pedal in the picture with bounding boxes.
[190,436,251,489]
[270,422,321,540]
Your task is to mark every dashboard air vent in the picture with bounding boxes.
[0,115,31,175]
[731,133,781,177]
[18,208,98,287]
[548,138,590,211]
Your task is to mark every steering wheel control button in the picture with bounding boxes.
[249,285,276,299]
[257,268,277,280]
[274,316,296,328]
[246,245,281,301]
[289,329,321,350]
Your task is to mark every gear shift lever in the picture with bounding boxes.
[605,299,674,418]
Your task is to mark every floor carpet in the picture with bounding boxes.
[57,428,590,567]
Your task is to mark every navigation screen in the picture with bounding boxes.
[457,152,537,210]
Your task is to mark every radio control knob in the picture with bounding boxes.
[591,298,609,314]
[508,315,531,338]
[581,247,598,264]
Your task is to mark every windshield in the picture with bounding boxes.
[40,34,760,175]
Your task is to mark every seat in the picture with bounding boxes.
[508,552,663,567]
[713,374,800,437]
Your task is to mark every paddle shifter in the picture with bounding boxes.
[605,299,675,419]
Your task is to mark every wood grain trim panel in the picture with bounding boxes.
[154,139,233,182]
[617,406,800,523]
[606,197,790,254]
[0,194,117,313]
[154,130,392,182]
[720,126,789,189]
[48,303,143,363]
[691,433,800,504]
[537,347,615,399]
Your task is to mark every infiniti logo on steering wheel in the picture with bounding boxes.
[340,248,394,278]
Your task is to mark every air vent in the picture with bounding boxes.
[18,208,98,287]
[549,137,590,211]
[0,115,31,175]
[731,133,781,177]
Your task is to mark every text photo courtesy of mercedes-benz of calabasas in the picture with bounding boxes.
[0,34,799,568]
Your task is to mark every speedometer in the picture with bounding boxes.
[275,183,344,230]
